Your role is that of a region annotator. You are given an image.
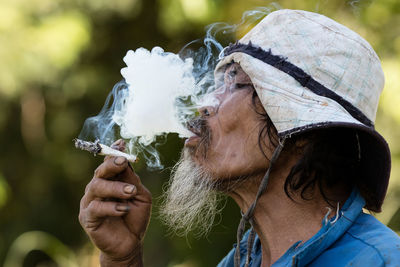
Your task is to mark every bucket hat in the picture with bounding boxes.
[215,9,391,212]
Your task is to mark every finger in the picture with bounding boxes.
[80,200,130,229]
[117,165,151,201]
[94,150,150,202]
[111,139,126,152]
[86,178,137,202]
[95,156,128,179]
[124,199,152,238]
[116,163,141,185]
[103,139,126,162]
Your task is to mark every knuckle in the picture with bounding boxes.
[78,209,92,229]
[84,184,90,194]
[78,212,85,226]
[86,200,100,215]
[79,196,86,208]
[90,178,100,191]
[84,180,93,194]
[94,161,110,178]
[93,166,101,177]
[92,178,108,196]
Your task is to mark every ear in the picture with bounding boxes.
[281,137,308,159]
[294,138,309,154]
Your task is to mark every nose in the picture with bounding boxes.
[198,106,215,117]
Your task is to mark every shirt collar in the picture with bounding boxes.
[246,189,365,267]
[291,189,365,266]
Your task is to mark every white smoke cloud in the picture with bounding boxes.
[79,44,223,169]
[78,6,274,170]
[116,47,194,143]
[79,47,205,169]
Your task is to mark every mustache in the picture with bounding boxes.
[187,117,212,159]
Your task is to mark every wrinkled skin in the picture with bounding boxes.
[79,140,151,267]
[186,63,273,180]
[79,63,272,266]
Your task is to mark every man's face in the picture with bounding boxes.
[160,63,274,236]
[185,63,272,181]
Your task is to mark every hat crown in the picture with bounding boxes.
[240,9,384,123]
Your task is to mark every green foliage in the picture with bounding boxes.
[3,231,78,267]
[0,174,11,209]
[0,0,399,266]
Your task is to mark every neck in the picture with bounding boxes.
[227,158,346,266]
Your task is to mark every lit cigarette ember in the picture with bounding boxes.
[74,138,137,163]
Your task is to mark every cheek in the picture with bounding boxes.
[196,90,271,178]
[215,94,246,133]
[205,122,269,179]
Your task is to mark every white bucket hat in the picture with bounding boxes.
[215,9,390,212]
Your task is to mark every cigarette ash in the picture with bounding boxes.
[78,7,274,170]
[74,138,137,163]
[74,138,101,155]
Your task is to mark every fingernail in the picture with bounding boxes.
[116,204,130,212]
[114,157,126,165]
[124,185,135,194]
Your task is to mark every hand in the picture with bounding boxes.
[79,139,152,267]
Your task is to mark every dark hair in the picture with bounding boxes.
[250,90,364,207]
[282,129,361,206]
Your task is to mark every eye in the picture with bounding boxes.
[229,69,237,78]
[234,83,253,90]
[199,107,210,117]
[235,83,246,89]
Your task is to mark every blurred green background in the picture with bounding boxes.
[0,0,399,266]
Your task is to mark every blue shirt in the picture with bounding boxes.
[217,190,400,266]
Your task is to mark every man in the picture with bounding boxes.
[79,10,400,266]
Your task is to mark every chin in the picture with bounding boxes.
[160,147,221,236]
[184,144,210,166]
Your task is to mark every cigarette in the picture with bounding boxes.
[73,138,137,163]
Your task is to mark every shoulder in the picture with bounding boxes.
[340,212,400,266]
[311,212,400,267]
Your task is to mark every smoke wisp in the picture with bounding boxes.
[79,6,275,170]
[79,47,201,169]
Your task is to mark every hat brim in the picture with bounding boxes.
[281,121,390,212]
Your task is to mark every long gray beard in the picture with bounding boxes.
[160,150,222,237]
